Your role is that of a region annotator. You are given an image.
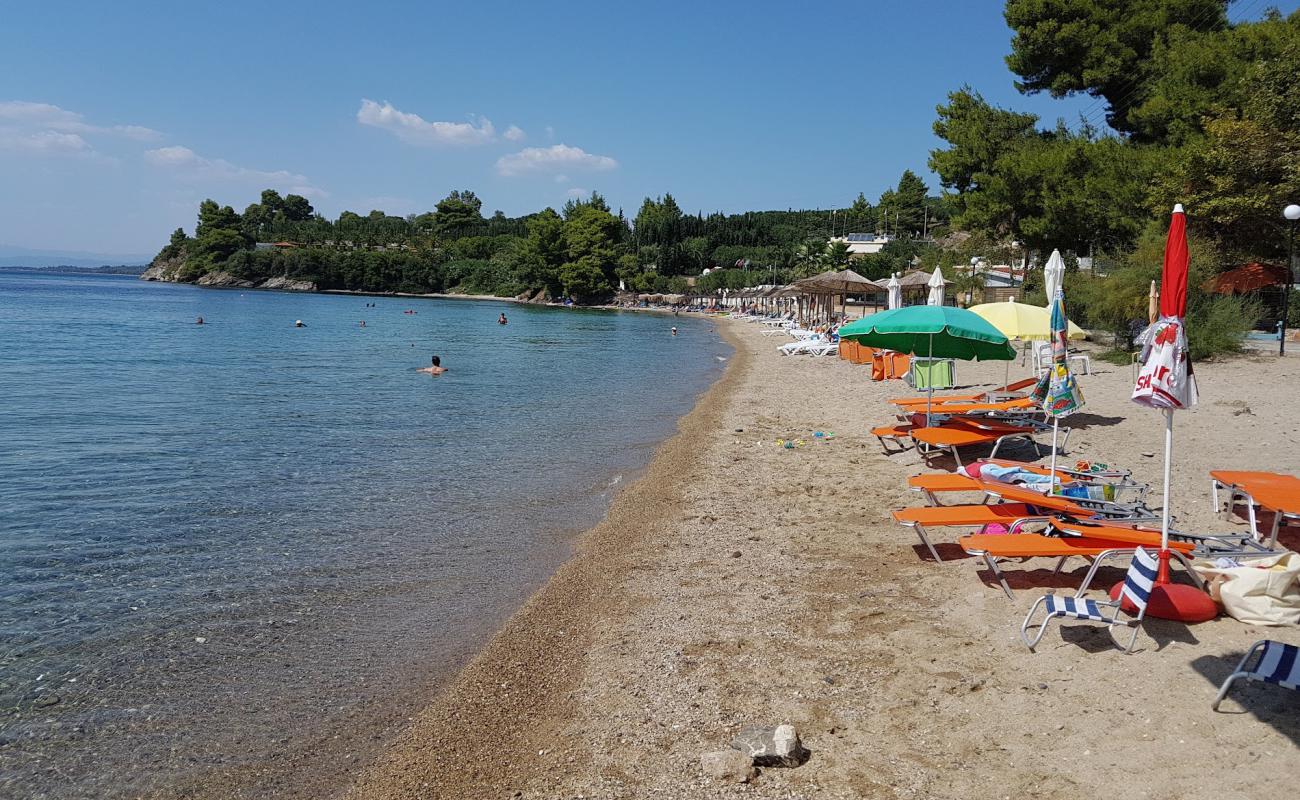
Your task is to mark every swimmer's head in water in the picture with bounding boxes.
[431,355,441,366]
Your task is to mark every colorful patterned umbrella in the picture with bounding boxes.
[1031,286,1084,481]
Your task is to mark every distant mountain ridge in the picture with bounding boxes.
[3,264,147,275]
[0,244,153,269]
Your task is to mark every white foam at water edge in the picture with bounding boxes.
[716,355,727,361]
[605,474,623,489]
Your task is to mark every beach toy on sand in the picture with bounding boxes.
[813,431,824,438]
[784,441,794,449]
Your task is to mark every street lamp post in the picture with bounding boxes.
[1283,204,1300,356]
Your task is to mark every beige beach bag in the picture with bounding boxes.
[1193,553,1300,626]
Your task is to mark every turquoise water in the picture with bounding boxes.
[0,271,729,798]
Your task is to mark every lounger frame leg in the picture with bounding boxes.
[1019,592,1056,651]
[1211,641,1267,711]
[1119,619,1142,654]
[1073,548,1136,596]
[911,522,942,563]
[983,554,1013,600]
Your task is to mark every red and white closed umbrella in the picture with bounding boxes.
[1133,204,1198,410]
[1125,204,1215,622]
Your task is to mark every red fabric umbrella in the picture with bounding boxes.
[1160,208,1188,317]
[1204,262,1289,295]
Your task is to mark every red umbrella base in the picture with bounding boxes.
[1109,581,1218,623]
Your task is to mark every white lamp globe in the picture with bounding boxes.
[1285,204,1300,221]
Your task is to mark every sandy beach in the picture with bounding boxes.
[346,318,1299,799]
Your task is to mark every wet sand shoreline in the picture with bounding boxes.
[342,320,749,798]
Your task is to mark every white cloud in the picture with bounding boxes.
[565,187,590,199]
[0,100,162,141]
[356,99,497,146]
[0,100,162,160]
[503,124,526,142]
[144,145,327,198]
[0,130,91,154]
[496,144,618,177]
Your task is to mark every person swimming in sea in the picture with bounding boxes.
[359,320,366,328]
[294,320,306,328]
[671,326,678,336]
[196,316,204,325]
[498,313,508,325]
[416,355,447,375]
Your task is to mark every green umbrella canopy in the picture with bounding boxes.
[838,305,1015,361]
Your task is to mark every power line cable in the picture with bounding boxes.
[1083,0,1266,131]
[1074,0,1236,131]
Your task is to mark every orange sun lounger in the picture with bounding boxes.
[874,417,1043,465]
[978,481,1152,520]
[908,468,1146,508]
[892,503,1044,562]
[1210,470,1300,546]
[890,377,1038,408]
[903,397,1037,415]
[958,531,1196,598]
[909,419,1042,467]
[907,472,982,504]
[893,480,1157,563]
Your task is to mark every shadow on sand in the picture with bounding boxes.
[1190,650,1300,746]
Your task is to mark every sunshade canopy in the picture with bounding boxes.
[894,270,935,288]
[791,269,880,294]
[1204,262,1289,295]
[969,299,1086,341]
[838,305,1016,361]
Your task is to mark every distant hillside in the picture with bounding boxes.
[2,264,147,275]
[0,244,152,269]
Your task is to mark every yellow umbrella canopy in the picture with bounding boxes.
[968,298,1085,341]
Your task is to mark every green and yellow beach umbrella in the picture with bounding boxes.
[839,305,1015,423]
[968,299,1085,341]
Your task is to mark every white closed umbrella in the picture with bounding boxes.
[887,272,902,310]
[1043,249,1065,306]
[926,267,946,306]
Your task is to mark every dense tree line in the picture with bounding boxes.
[927,1,1300,352]
[155,168,949,301]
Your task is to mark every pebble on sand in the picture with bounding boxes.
[700,749,757,783]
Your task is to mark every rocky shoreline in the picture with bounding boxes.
[139,261,319,292]
[138,262,687,314]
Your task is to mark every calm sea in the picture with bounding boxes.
[0,271,729,799]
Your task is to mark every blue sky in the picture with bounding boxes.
[2,0,1293,256]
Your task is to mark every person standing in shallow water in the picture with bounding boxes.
[498,313,508,325]
[417,355,447,375]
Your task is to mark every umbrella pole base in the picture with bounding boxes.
[1109,550,1217,622]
